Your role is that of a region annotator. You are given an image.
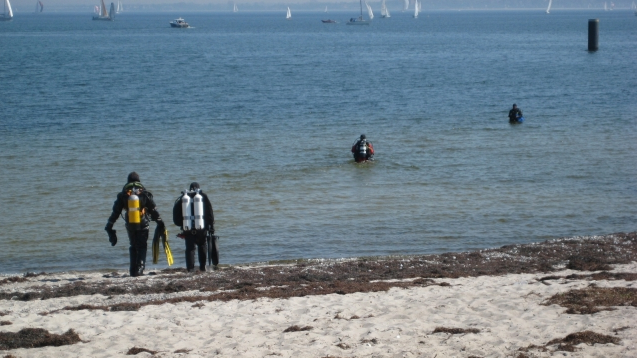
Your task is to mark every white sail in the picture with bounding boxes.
[414,0,418,18]
[365,1,373,19]
[286,6,291,19]
[546,0,552,13]
[324,5,327,12]
[604,2,607,10]
[233,3,238,12]
[380,0,387,17]
[403,0,408,11]
[1,0,13,19]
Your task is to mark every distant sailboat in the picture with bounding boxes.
[632,1,637,15]
[286,6,291,19]
[380,0,390,18]
[324,5,327,12]
[546,0,552,13]
[116,1,122,14]
[365,1,374,20]
[414,0,419,18]
[403,0,408,11]
[1,0,13,21]
[93,0,114,21]
[35,0,43,13]
[233,3,238,12]
[604,1,608,11]
[347,0,369,25]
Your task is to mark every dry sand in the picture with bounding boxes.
[0,232,636,358]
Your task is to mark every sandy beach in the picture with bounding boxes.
[1,232,636,358]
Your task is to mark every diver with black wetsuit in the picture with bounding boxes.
[508,104,523,123]
[105,172,165,277]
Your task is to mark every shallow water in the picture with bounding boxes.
[0,10,635,274]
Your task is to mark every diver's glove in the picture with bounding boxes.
[105,222,117,246]
[156,219,166,231]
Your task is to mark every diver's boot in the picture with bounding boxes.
[186,250,196,272]
[136,249,146,276]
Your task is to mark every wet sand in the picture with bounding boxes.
[0,232,636,357]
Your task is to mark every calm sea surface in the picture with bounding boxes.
[0,10,635,274]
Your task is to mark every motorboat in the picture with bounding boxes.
[321,19,337,23]
[170,17,189,28]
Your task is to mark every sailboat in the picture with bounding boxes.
[35,0,43,13]
[380,0,390,18]
[233,3,238,12]
[347,0,369,25]
[324,6,327,12]
[116,1,122,13]
[286,7,291,19]
[93,0,114,21]
[1,0,13,21]
[546,0,552,13]
[604,2,608,11]
[632,1,637,15]
[413,0,419,18]
[403,0,408,11]
[365,1,374,20]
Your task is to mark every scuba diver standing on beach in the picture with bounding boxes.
[172,182,217,272]
[351,134,374,163]
[105,172,165,277]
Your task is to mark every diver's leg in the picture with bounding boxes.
[185,235,196,272]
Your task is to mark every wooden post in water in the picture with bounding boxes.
[588,19,599,52]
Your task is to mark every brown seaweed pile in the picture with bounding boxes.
[543,286,637,314]
[520,330,620,353]
[432,327,480,334]
[0,328,80,350]
[126,346,157,355]
[1,232,635,313]
[283,325,313,333]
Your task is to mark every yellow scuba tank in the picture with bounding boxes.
[128,189,141,228]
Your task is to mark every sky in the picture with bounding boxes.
[6,0,630,13]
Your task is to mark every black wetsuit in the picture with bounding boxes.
[172,191,215,271]
[509,108,523,123]
[107,182,163,277]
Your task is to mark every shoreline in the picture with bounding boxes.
[1,232,636,357]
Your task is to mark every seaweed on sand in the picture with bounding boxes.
[0,328,81,350]
[432,327,480,334]
[283,325,313,333]
[4,232,637,314]
[126,347,158,355]
[543,287,637,314]
[519,330,620,353]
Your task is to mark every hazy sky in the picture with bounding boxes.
[7,0,625,13]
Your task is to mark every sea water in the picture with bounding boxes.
[0,10,635,274]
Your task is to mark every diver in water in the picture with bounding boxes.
[351,134,374,163]
[508,104,523,123]
[172,182,216,272]
[105,172,165,277]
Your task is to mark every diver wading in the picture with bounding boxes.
[105,172,165,277]
[172,182,217,272]
[351,134,374,163]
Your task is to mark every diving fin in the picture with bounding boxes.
[152,225,161,264]
[161,228,174,266]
